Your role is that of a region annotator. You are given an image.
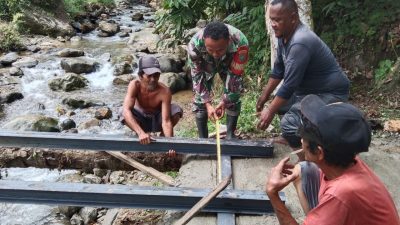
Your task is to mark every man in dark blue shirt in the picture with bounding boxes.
[256,0,350,158]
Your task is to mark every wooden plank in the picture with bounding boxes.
[106,151,175,186]
[0,131,273,157]
[174,175,232,225]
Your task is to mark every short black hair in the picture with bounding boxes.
[270,0,299,14]
[298,116,357,168]
[203,21,229,40]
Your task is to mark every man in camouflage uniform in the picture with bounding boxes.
[188,21,249,139]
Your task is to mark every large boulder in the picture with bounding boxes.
[60,57,98,74]
[11,57,38,68]
[113,74,134,85]
[127,28,160,53]
[159,72,187,94]
[48,73,88,92]
[0,52,19,66]
[15,5,75,37]
[131,13,144,21]
[2,115,60,132]
[113,61,133,76]
[98,21,120,36]
[157,55,184,73]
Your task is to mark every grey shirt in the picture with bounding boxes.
[271,23,350,99]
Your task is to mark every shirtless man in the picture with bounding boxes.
[119,56,182,149]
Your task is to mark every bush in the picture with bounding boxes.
[63,0,114,18]
[0,0,29,21]
[0,23,21,51]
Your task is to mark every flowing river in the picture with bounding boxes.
[0,3,162,224]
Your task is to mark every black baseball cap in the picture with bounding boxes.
[300,94,371,153]
[138,56,161,75]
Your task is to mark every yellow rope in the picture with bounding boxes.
[215,119,222,182]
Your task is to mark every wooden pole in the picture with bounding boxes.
[106,151,175,186]
[174,175,232,225]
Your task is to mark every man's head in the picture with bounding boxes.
[203,21,229,59]
[298,94,371,167]
[138,56,161,91]
[269,0,300,39]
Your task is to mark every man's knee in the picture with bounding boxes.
[299,161,320,210]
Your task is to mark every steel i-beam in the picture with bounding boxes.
[0,131,273,157]
[0,180,285,215]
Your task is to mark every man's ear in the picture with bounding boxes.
[317,146,324,161]
[290,12,298,24]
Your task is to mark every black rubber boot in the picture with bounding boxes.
[195,116,209,138]
[226,115,238,139]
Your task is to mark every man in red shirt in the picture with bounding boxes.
[265,94,400,225]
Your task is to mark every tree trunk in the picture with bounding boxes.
[264,0,313,80]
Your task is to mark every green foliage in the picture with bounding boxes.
[166,171,179,178]
[374,59,394,82]
[0,0,29,21]
[156,0,269,89]
[224,4,270,86]
[63,0,86,17]
[63,0,114,18]
[0,23,21,51]
[312,0,400,55]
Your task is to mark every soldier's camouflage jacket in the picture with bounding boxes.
[187,24,249,114]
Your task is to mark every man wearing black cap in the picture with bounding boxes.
[120,56,182,147]
[265,94,400,224]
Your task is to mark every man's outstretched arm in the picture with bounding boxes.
[160,88,173,137]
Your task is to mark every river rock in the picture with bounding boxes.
[58,49,85,57]
[78,119,100,130]
[113,61,133,76]
[70,214,84,225]
[83,174,102,184]
[26,45,41,53]
[58,206,80,218]
[79,207,98,225]
[127,28,160,53]
[93,168,108,177]
[2,115,60,132]
[57,173,85,183]
[0,52,19,66]
[384,120,400,133]
[118,31,129,37]
[60,57,98,74]
[62,98,88,109]
[95,107,112,120]
[98,21,120,36]
[17,6,75,37]
[1,92,23,104]
[159,72,187,93]
[131,12,144,21]
[59,118,77,131]
[113,74,134,85]
[11,57,38,68]
[109,171,126,184]
[48,73,88,92]
[157,55,184,73]
[70,36,82,43]
[81,22,96,34]
[9,67,24,76]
